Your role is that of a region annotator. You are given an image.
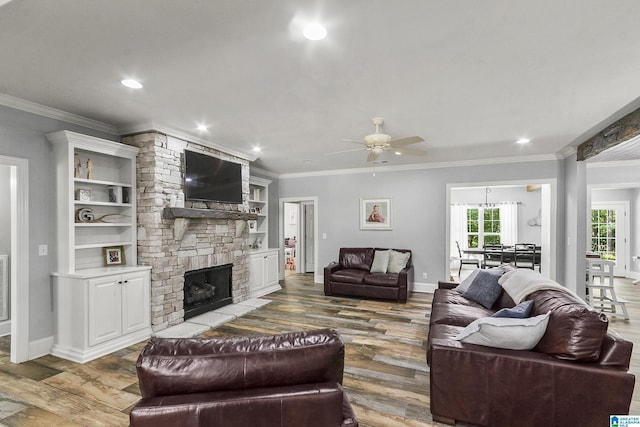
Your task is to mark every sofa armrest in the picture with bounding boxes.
[438,280,458,290]
[324,262,342,294]
[430,339,635,426]
[136,329,345,398]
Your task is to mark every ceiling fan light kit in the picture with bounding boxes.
[331,117,427,163]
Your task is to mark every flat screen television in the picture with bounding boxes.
[183,150,243,204]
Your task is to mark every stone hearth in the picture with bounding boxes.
[123,132,252,332]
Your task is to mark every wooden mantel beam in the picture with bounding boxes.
[577,107,640,161]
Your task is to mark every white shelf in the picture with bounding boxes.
[75,241,133,250]
[74,178,131,187]
[75,223,132,227]
[74,201,132,207]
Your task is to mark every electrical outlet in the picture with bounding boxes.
[422,272,427,279]
[38,244,48,256]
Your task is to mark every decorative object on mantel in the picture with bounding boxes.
[103,245,126,266]
[86,158,93,179]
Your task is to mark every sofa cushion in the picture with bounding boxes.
[433,288,487,307]
[339,247,374,271]
[454,312,550,350]
[387,250,411,273]
[492,300,534,318]
[370,250,390,273]
[527,289,609,361]
[363,273,402,287]
[330,269,369,284]
[461,269,504,309]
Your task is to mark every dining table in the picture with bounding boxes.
[462,246,542,267]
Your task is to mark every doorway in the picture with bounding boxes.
[590,201,630,277]
[280,197,319,282]
[447,180,557,281]
[0,154,29,363]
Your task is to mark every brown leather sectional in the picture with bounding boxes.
[324,247,414,303]
[129,329,358,427]
[427,280,635,427]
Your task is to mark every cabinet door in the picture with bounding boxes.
[121,271,150,335]
[88,275,122,346]
[265,251,279,287]
[248,255,265,290]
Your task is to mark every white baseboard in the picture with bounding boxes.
[29,335,54,360]
[412,282,437,293]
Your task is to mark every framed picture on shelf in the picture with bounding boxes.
[103,245,126,266]
[250,208,256,213]
[360,197,392,230]
[255,207,261,214]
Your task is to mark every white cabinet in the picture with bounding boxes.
[52,268,151,363]
[88,271,150,346]
[47,130,151,363]
[248,249,280,298]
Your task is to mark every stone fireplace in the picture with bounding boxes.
[123,132,254,332]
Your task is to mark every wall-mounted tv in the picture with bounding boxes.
[183,150,243,204]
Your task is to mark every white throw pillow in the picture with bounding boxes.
[370,250,390,273]
[387,250,410,273]
[454,312,550,350]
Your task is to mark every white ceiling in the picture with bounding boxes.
[1,0,640,175]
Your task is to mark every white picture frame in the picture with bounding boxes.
[360,197,392,230]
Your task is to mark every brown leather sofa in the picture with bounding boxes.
[324,247,414,303]
[427,280,635,427]
[129,329,359,427]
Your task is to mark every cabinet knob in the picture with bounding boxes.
[118,281,123,284]
[123,280,129,284]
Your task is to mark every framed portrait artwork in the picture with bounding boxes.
[360,198,392,230]
[103,245,126,266]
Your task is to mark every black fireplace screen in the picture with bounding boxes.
[184,263,233,320]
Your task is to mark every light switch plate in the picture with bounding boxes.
[38,244,48,256]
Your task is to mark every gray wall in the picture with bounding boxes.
[0,105,118,342]
[279,160,562,284]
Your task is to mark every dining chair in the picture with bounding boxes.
[514,243,537,270]
[482,244,504,268]
[455,241,480,277]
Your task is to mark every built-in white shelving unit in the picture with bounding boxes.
[47,130,151,363]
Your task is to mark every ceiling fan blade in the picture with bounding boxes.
[342,138,366,145]
[395,147,427,156]
[367,151,380,162]
[326,147,366,155]
[389,136,424,147]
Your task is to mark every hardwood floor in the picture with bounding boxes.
[0,274,638,426]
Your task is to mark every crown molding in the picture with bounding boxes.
[0,93,118,134]
[586,159,640,169]
[250,166,280,179]
[278,153,560,179]
[118,120,258,162]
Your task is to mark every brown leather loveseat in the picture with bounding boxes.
[129,329,358,427]
[324,247,414,303]
[427,270,635,427]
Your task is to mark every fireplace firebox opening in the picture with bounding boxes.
[184,263,233,320]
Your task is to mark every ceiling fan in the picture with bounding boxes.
[330,117,426,162]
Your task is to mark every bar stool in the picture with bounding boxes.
[587,258,629,320]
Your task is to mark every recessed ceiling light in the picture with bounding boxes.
[516,137,531,144]
[303,160,312,164]
[395,151,402,156]
[196,124,209,132]
[121,78,143,89]
[303,23,327,40]
[252,146,261,153]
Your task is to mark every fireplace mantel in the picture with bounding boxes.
[163,207,257,220]
[163,208,258,241]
